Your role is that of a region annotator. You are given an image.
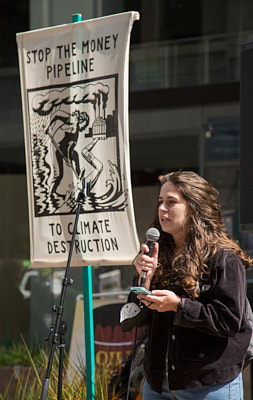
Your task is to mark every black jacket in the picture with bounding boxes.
[122,249,252,393]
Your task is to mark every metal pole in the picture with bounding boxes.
[71,12,96,400]
[82,266,95,399]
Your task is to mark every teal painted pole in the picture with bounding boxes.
[72,13,82,23]
[71,13,95,400]
[82,266,95,399]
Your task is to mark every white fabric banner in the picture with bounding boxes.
[16,12,140,268]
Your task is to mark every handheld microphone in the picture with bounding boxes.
[140,227,160,287]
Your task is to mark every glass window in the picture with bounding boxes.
[0,2,29,68]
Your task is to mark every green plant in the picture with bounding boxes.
[0,342,44,367]
[0,337,125,400]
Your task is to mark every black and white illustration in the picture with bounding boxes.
[17,12,140,266]
[28,75,128,217]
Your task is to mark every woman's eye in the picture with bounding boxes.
[158,198,177,206]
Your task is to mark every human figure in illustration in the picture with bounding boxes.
[45,108,103,200]
[45,109,89,196]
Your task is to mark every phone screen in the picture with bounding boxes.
[130,286,152,295]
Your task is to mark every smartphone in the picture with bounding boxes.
[130,286,152,295]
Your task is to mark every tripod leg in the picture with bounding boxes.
[40,342,57,400]
[40,379,50,400]
[57,321,67,400]
[57,344,64,400]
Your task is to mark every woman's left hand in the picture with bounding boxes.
[137,290,181,312]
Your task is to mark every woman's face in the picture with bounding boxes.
[158,181,191,246]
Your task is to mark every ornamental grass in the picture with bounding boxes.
[0,336,125,400]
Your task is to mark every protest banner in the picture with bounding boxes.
[16,12,140,268]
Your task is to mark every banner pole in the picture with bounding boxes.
[82,266,95,399]
[72,13,95,400]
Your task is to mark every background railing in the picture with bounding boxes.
[129,30,253,91]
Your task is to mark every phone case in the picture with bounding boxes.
[130,286,152,295]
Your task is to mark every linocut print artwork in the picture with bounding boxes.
[28,75,127,217]
[17,12,140,266]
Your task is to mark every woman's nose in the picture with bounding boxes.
[159,202,166,211]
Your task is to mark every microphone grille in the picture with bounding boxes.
[146,227,160,242]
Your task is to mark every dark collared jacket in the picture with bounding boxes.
[122,249,252,393]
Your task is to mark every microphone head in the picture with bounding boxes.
[146,227,160,242]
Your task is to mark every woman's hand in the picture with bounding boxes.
[134,242,159,289]
[137,290,181,312]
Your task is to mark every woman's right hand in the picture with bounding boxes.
[134,242,159,289]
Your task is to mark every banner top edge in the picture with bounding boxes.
[16,11,140,39]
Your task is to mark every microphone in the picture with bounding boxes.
[140,227,160,287]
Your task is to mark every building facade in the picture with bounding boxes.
[1,1,253,394]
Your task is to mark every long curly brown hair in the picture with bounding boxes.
[148,171,252,299]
